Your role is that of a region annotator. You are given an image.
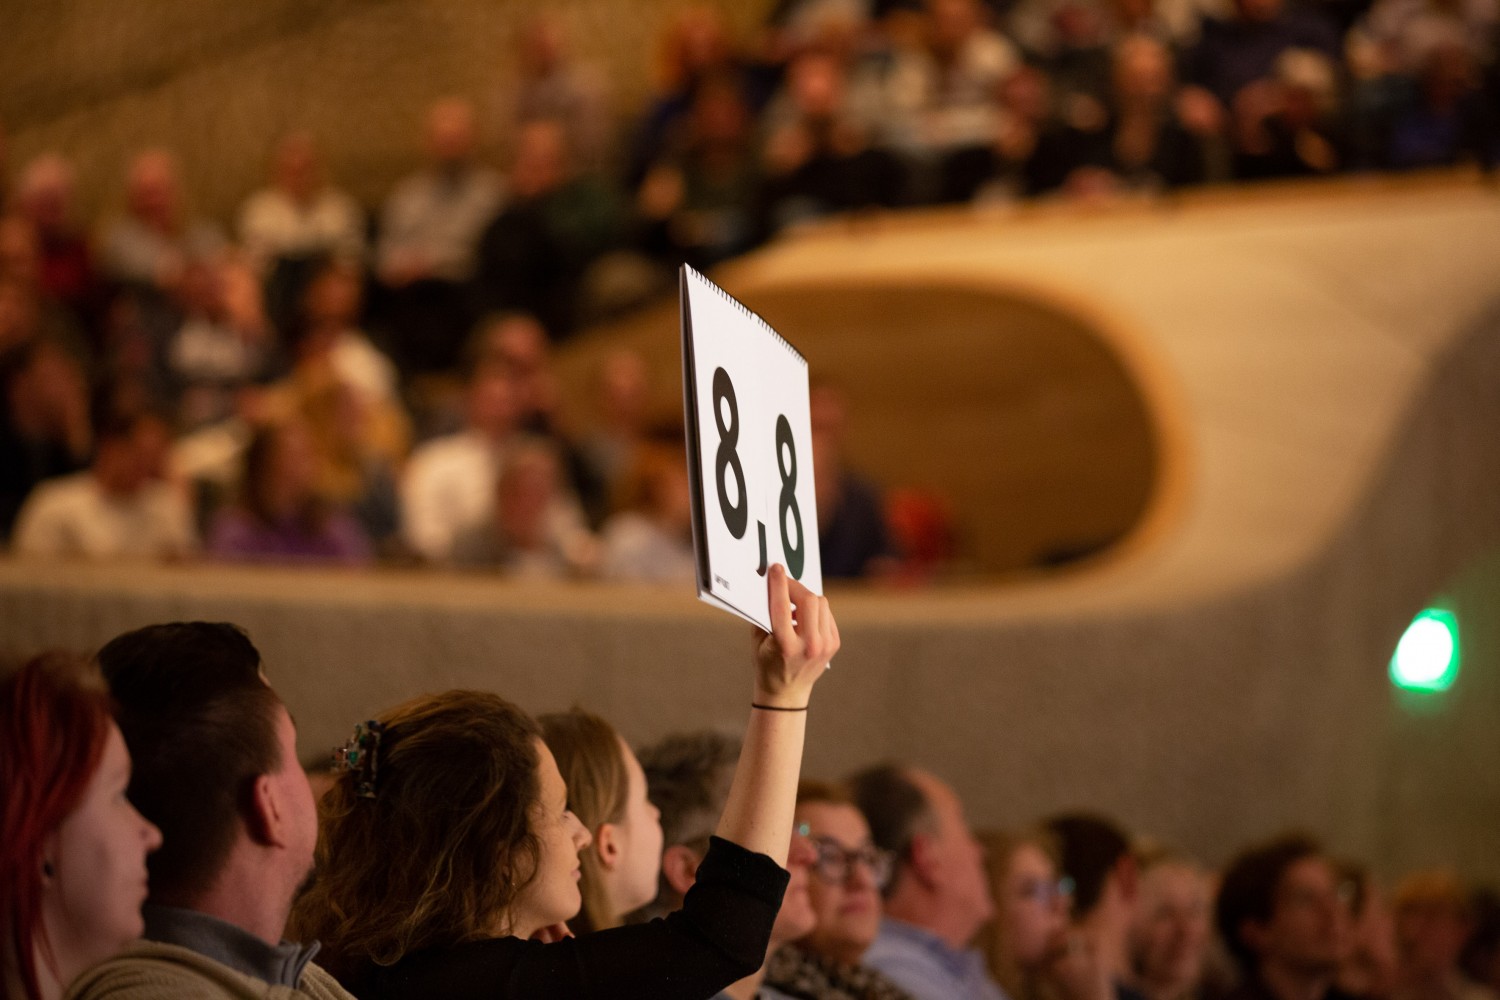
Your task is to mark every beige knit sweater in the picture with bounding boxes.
[65,941,355,1000]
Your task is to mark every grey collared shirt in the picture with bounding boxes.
[142,904,320,988]
[863,917,1010,1000]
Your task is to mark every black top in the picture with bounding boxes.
[348,837,789,1000]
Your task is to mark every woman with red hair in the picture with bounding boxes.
[1,653,162,1000]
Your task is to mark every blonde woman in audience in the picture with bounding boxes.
[537,708,664,935]
[269,262,409,548]
[292,567,838,1000]
[288,262,403,408]
[1,653,163,1000]
[978,829,1074,1000]
[277,367,405,554]
[1128,852,1215,1000]
[1392,871,1497,1000]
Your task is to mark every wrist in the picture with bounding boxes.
[750,688,813,710]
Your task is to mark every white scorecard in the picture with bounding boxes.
[680,265,822,630]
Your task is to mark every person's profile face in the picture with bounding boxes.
[1003,842,1070,969]
[919,772,994,926]
[607,738,665,917]
[41,724,162,972]
[771,824,819,945]
[508,740,591,938]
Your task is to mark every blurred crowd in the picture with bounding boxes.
[2,0,1496,578]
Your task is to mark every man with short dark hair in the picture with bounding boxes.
[636,730,744,924]
[636,729,818,1000]
[1046,812,1143,1000]
[69,621,353,1000]
[1216,834,1360,1000]
[850,763,1003,1000]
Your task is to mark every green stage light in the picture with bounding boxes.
[1390,608,1460,692]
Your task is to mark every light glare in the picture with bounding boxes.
[1390,609,1459,692]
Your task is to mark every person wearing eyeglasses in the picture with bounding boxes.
[975,829,1074,1000]
[762,780,917,1000]
[1215,834,1364,1000]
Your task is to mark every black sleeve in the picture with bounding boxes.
[375,837,789,1000]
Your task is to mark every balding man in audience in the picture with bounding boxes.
[377,98,503,289]
[850,763,1005,1000]
[375,97,503,373]
[13,152,107,333]
[70,622,354,1000]
[1216,834,1362,1000]
[100,149,224,296]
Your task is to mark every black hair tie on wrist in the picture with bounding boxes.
[751,702,809,712]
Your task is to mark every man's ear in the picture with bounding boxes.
[247,774,285,848]
[661,843,702,898]
[907,831,942,890]
[594,822,621,872]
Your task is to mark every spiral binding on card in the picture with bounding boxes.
[683,265,806,364]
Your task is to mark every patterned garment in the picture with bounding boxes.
[764,944,918,1000]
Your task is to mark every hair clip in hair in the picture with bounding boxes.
[334,720,384,799]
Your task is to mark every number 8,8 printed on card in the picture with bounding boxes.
[681,266,822,631]
[711,368,805,580]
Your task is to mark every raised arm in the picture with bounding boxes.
[714,564,840,866]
